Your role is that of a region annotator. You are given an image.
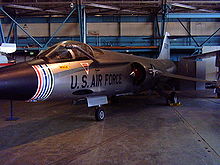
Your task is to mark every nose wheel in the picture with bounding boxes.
[95,106,105,121]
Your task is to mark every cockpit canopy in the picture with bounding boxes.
[36,41,95,63]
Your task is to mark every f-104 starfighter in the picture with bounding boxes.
[0,33,210,121]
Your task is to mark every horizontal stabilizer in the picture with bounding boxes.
[161,72,211,83]
[0,43,16,53]
[182,50,220,60]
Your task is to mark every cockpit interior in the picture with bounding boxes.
[36,41,97,63]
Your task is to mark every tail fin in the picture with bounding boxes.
[157,32,170,59]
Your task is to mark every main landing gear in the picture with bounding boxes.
[166,92,181,106]
[86,96,107,121]
[95,106,105,121]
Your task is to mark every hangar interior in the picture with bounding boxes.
[1,0,220,84]
[0,0,220,57]
[0,1,220,165]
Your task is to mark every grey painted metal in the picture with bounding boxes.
[44,54,176,101]
[0,7,42,47]
[87,96,108,107]
[0,19,5,43]
[43,7,76,48]
[25,37,181,102]
[30,38,209,102]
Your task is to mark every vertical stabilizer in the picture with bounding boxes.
[157,32,170,59]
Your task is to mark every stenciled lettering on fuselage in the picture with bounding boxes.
[31,64,54,101]
[71,73,122,89]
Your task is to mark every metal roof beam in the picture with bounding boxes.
[0,7,42,47]
[5,4,63,14]
[169,1,220,4]
[86,3,145,14]
[0,1,160,5]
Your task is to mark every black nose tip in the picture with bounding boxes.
[0,63,37,100]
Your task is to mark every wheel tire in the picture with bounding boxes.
[95,107,105,121]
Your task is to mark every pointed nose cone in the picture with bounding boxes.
[0,63,37,100]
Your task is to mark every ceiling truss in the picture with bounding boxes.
[0,0,219,17]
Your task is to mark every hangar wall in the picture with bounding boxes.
[191,22,220,36]
[3,22,153,37]
[2,21,219,37]
[1,15,220,56]
[166,22,188,35]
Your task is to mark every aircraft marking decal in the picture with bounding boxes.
[148,64,161,77]
[32,65,42,98]
[80,63,90,74]
[44,64,54,99]
[59,65,70,69]
[31,64,54,101]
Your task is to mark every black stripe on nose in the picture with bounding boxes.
[0,63,38,100]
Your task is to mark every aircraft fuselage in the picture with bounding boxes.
[0,54,176,102]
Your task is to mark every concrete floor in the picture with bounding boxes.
[0,91,220,165]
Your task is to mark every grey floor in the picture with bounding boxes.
[0,91,220,165]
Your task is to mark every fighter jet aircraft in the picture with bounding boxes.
[0,32,210,121]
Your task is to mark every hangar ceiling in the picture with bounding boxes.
[0,0,220,17]
[0,0,220,54]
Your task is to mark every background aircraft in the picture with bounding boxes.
[0,33,211,121]
[183,49,220,97]
[0,43,16,67]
